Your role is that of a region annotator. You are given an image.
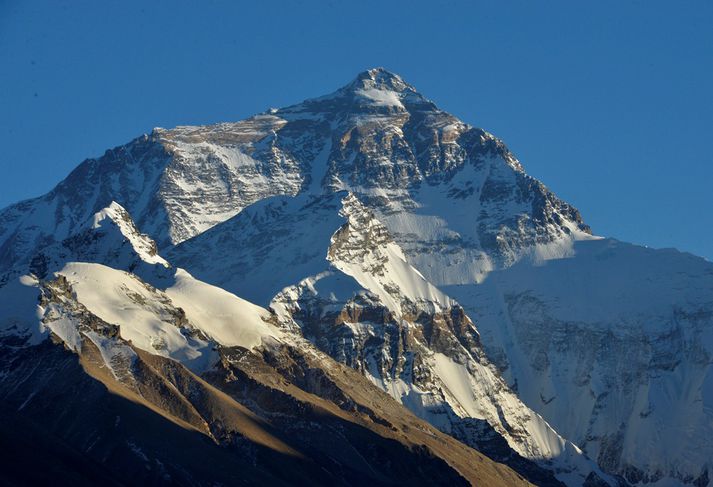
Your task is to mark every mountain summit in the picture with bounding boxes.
[1,70,711,487]
[285,67,431,113]
[0,68,588,268]
[331,67,417,100]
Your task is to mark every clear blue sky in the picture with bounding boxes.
[1,0,712,260]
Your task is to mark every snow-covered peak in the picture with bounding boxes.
[0,68,586,273]
[276,67,434,120]
[352,67,410,91]
[328,67,417,101]
[62,201,168,269]
[90,201,127,229]
[19,201,170,282]
[85,201,169,267]
[344,68,412,109]
[327,193,453,314]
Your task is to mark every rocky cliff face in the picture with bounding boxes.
[0,68,710,486]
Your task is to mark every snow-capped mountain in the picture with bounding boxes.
[0,68,710,486]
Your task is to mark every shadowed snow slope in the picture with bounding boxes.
[443,238,713,485]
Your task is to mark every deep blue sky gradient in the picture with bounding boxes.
[1,0,712,259]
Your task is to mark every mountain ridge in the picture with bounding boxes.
[0,200,533,486]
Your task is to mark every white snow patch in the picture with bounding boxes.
[57,262,215,371]
[354,88,404,108]
[165,268,280,349]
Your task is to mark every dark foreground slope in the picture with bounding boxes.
[0,333,529,486]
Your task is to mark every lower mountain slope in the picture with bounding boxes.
[443,238,713,486]
[170,192,614,487]
[0,203,529,487]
